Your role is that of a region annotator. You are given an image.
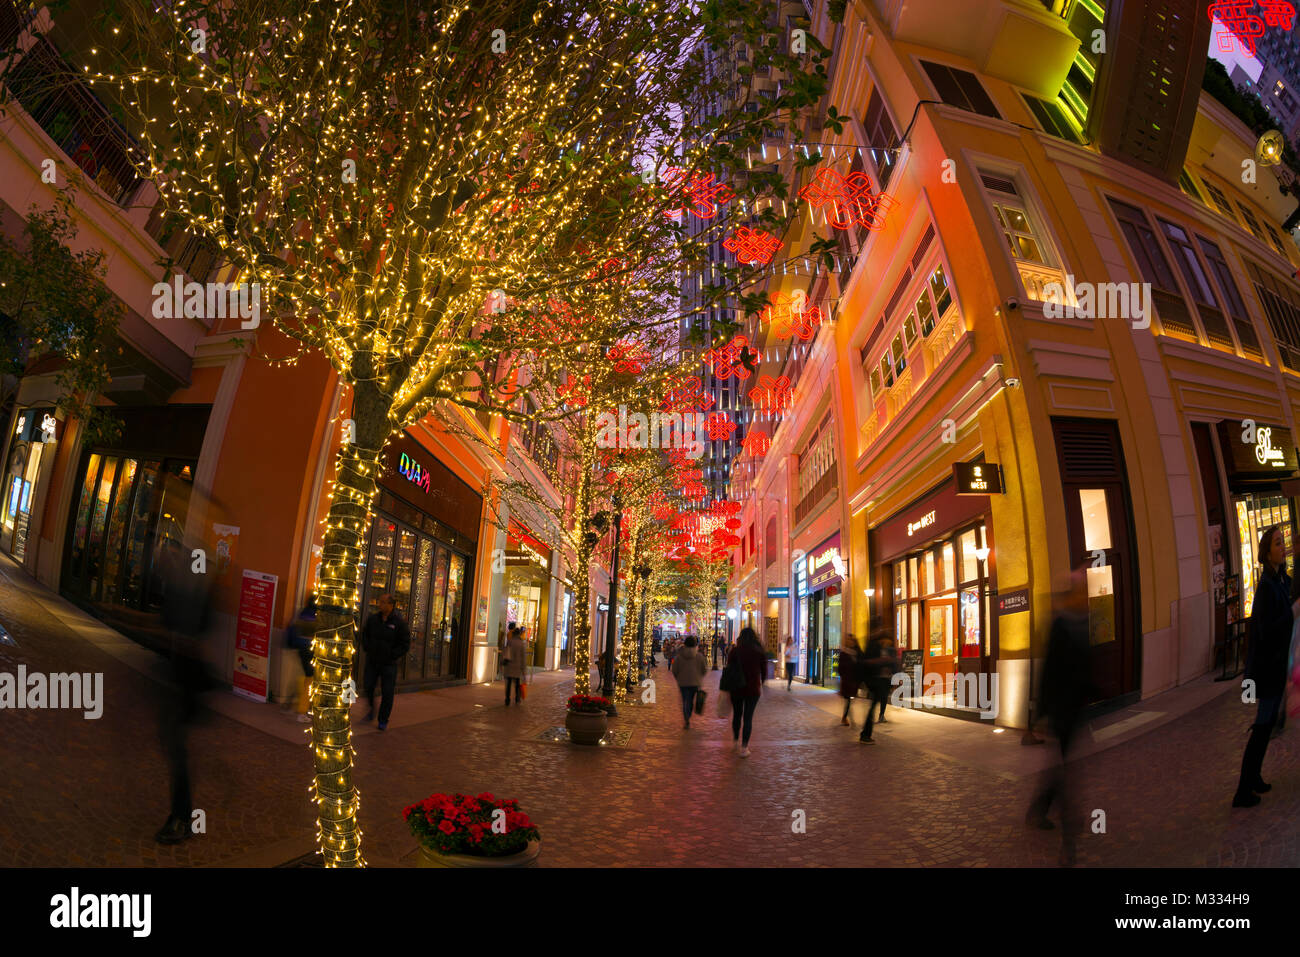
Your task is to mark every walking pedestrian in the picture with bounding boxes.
[285,595,318,723]
[1234,525,1297,808]
[670,635,708,729]
[858,627,898,743]
[722,627,766,756]
[838,635,861,726]
[503,625,527,705]
[783,636,798,690]
[1024,565,1094,865]
[360,593,411,730]
[872,633,899,724]
[155,535,216,844]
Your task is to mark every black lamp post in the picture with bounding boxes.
[712,583,721,670]
[632,564,652,690]
[600,493,623,711]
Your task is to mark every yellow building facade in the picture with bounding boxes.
[729,0,1300,726]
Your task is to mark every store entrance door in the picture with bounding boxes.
[806,592,823,684]
[924,596,957,698]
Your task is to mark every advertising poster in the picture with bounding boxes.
[212,524,240,576]
[232,570,278,702]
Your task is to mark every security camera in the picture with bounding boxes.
[1005,297,1020,311]
[1005,377,1021,389]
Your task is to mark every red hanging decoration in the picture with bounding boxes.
[661,167,735,220]
[723,226,783,265]
[558,374,591,408]
[702,335,752,381]
[748,374,793,414]
[662,376,715,413]
[764,292,824,341]
[743,431,771,456]
[798,167,898,231]
[608,341,651,374]
[704,412,737,441]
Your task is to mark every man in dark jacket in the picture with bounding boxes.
[1234,526,1297,807]
[361,593,410,730]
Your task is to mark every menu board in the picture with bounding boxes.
[232,570,278,702]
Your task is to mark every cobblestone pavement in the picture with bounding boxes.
[1,559,1296,867]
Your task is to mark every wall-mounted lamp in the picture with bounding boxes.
[864,588,875,597]
[975,546,990,562]
[727,609,736,619]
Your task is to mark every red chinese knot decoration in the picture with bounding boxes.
[1210,2,1294,56]
[748,375,793,414]
[702,335,752,381]
[662,167,735,220]
[798,167,897,231]
[742,431,771,456]
[723,227,783,265]
[763,291,823,341]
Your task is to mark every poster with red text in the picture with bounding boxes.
[232,570,278,702]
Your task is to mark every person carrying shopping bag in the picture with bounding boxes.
[670,635,709,729]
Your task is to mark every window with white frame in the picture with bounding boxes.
[980,172,1051,265]
[864,225,956,404]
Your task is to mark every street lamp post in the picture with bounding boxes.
[632,564,651,690]
[601,493,623,711]
[712,585,721,670]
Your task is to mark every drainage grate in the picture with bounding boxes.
[536,725,634,747]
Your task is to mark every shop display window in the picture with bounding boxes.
[889,522,991,662]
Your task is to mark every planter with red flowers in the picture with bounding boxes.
[403,793,541,868]
[565,694,611,745]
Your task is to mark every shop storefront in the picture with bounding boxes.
[358,433,480,686]
[1212,420,1300,628]
[793,558,809,681]
[803,532,844,686]
[60,405,211,648]
[502,519,553,668]
[870,477,995,695]
[3,406,57,561]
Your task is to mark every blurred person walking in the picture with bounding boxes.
[838,635,861,726]
[722,627,766,756]
[1024,566,1094,865]
[671,635,708,729]
[783,636,798,691]
[360,593,410,730]
[155,537,216,844]
[1234,526,1297,807]
[284,595,318,723]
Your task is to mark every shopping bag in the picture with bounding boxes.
[694,689,707,715]
[520,681,528,701]
[715,690,731,718]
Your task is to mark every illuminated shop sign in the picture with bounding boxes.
[398,452,432,493]
[907,510,936,537]
[807,533,843,590]
[1217,420,1299,477]
[953,461,1002,495]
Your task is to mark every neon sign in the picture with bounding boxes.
[398,452,431,493]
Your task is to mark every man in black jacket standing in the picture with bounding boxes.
[361,593,411,730]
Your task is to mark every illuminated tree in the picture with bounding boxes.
[27,0,832,865]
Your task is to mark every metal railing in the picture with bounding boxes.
[4,37,142,206]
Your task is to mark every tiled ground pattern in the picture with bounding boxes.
[0,571,1296,867]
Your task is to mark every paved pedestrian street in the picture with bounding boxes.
[1,558,1295,869]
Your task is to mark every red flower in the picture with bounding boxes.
[438,820,457,835]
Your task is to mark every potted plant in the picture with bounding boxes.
[404,792,541,868]
[566,693,610,745]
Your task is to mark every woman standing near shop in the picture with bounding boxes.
[1234,526,1298,807]
[837,635,861,726]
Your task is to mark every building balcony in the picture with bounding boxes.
[875,0,1077,99]
[1017,261,1077,306]
[3,36,142,207]
[925,307,965,370]
[885,365,915,418]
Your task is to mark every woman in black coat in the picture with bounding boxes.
[1235,525,1299,807]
